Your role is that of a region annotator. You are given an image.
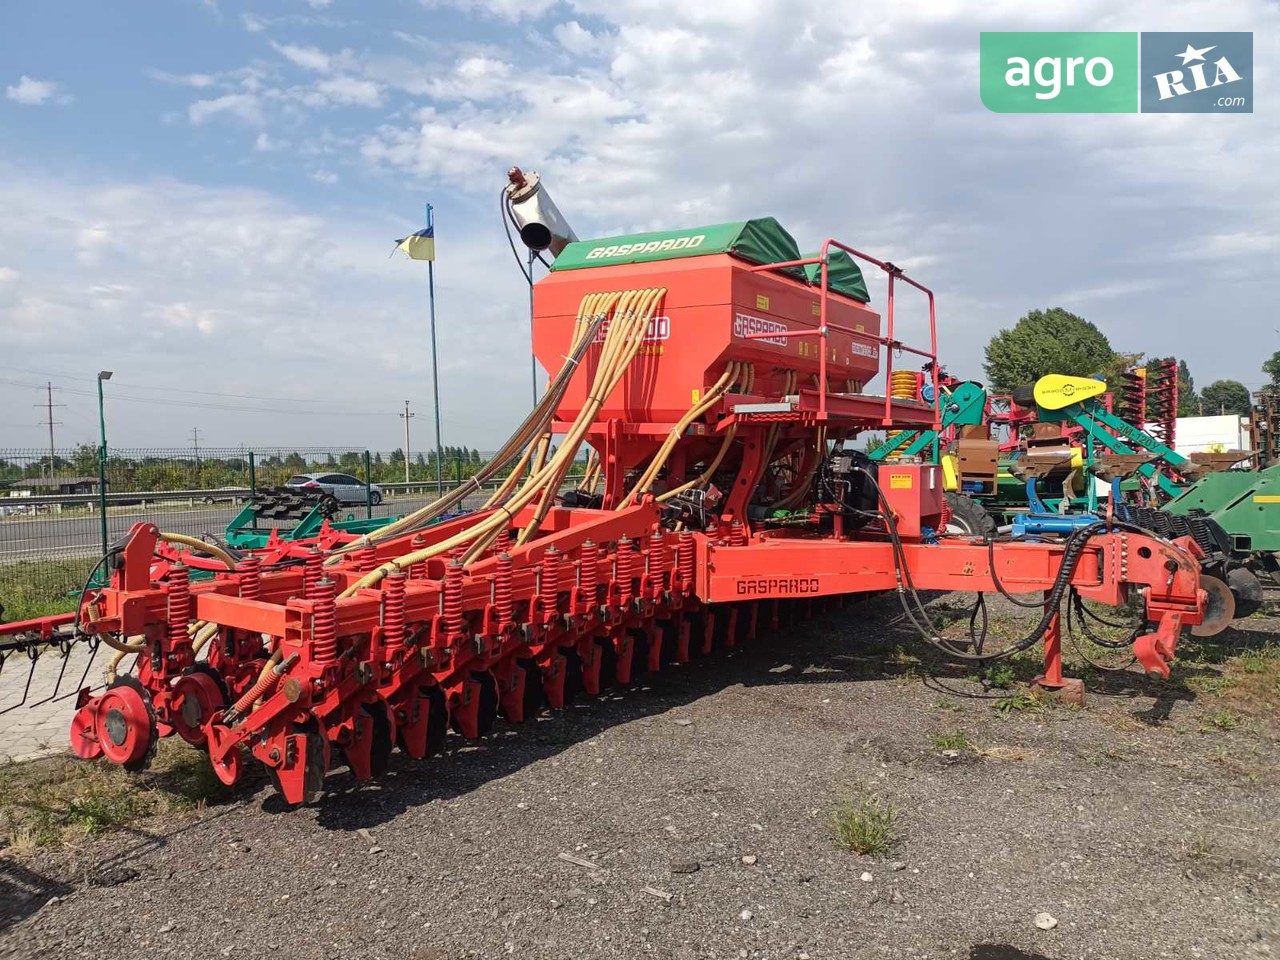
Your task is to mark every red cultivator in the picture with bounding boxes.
[1,219,1210,804]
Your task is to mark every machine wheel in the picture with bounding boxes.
[172,664,230,746]
[424,683,449,757]
[270,722,329,805]
[363,701,395,777]
[944,493,996,538]
[371,492,383,506]
[450,672,498,736]
[511,657,544,720]
[1228,566,1264,620]
[561,648,584,703]
[1192,575,1236,638]
[95,677,159,772]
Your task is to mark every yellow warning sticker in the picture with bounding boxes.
[691,388,701,404]
[889,473,913,489]
[1254,495,1280,503]
[755,294,770,310]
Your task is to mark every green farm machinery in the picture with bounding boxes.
[870,373,1277,623]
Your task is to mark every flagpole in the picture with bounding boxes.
[427,203,444,497]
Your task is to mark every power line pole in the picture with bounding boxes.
[400,400,415,484]
[34,381,64,486]
[191,426,201,486]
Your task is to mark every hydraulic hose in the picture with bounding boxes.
[342,287,666,593]
[856,466,1124,663]
[621,362,745,506]
[775,426,827,511]
[658,424,740,503]
[327,291,617,559]
[515,287,664,544]
[159,532,237,570]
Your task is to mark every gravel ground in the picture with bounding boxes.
[1,596,1277,960]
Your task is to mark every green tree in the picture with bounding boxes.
[71,443,98,476]
[1176,358,1197,416]
[1262,351,1280,392]
[1199,379,1251,417]
[983,308,1116,393]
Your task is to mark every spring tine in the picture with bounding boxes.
[30,641,74,708]
[0,649,39,716]
[53,638,101,703]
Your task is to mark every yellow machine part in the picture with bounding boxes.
[890,370,917,400]
[1033,374,1107,411]
[941,454,959,492]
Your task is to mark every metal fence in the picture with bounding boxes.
[0,446,581,622]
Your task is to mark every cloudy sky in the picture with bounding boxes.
[0,0,1274,453]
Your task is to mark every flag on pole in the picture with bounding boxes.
[393,224,435,261]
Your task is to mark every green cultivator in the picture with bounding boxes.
[224,487,397,550]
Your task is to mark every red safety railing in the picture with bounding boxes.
[744,240,941,429]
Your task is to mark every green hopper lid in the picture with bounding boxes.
[551,217,805,279]
[800,250,870,303]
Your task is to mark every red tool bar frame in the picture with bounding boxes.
[748,240,941,429]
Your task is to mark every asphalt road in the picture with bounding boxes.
[0,497,445,563]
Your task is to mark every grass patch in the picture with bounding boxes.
[832,792,897,857]
[1237,645,1278,675]
[1187,673,1238,697]
[0,740,233,855]
[1200,709,1241,732]
[928,730,970,752]
[979,665,1015,690]
[0,557,90,622]
[992,692,1044,717]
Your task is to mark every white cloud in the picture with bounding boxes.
[5,0,1278,445]
[308,169,339,184]
[552,20,606,57]
[188,93,265,125]
[242,13,268,32]
[270,41,333,72]
[353,0,1277,391]
[418,0,558,20]
[305,0,335,7]
[0,266,20,283]
[5,75,68,106]
[0,170,540,447]
[315,76,382,106]
[149,70,218,88]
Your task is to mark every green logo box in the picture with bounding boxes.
[980,32,1138,113]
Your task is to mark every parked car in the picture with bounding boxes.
[285,473,383,505]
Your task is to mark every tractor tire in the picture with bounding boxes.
[944,493,996,538]
[1228,566,1264,620]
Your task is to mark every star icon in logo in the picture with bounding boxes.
[1177,43,1216,65]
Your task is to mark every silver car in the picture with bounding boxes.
[286,472,383,505]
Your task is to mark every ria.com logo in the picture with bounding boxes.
[980,32,1252,113]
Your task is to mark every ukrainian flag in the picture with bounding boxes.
[393,224,435,261]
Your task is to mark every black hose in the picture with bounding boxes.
[853,466,1134,664]
[1068,588,1142,649]
[987,536,1049,608]
[968,592,989,655]
[500,187,534,284]
[74,547,124,640]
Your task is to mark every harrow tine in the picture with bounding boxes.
[27,641,73,708]
[53,638,102,703]
[0,647,40,716]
